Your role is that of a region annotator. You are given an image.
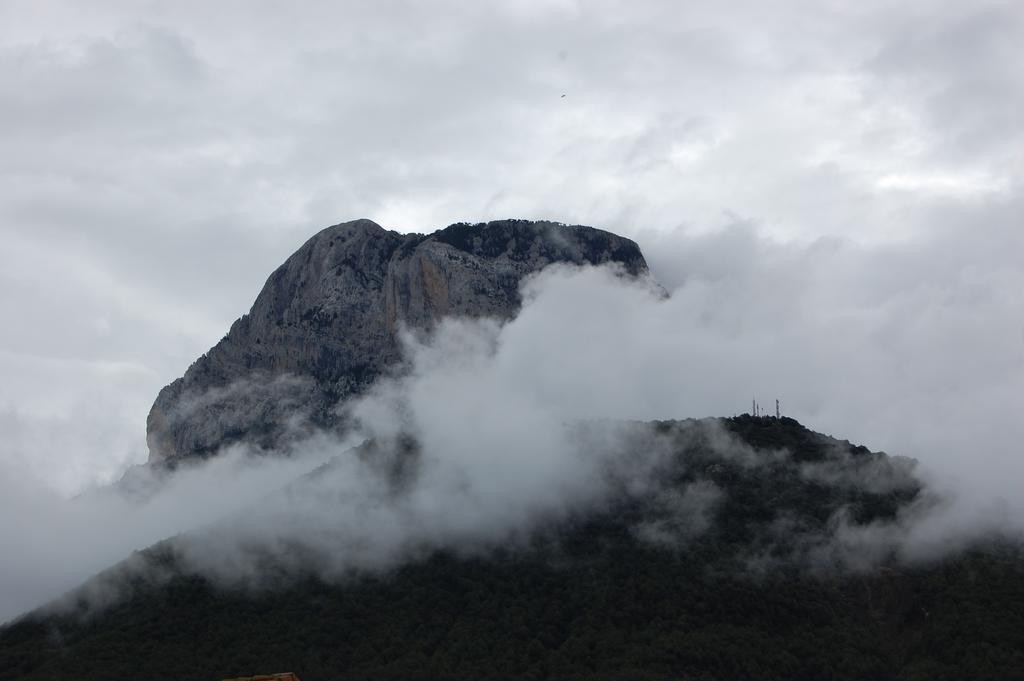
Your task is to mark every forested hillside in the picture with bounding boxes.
[3,417,1022,681]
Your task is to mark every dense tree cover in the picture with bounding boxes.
[2,417,1022,681]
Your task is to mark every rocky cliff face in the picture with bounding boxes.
[146,219,648,462]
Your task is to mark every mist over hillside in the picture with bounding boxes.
[4,415,1023,681]
[2,241,1020,625]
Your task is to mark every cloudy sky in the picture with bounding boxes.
[1,0,1022,495]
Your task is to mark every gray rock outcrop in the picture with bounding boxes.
[146,219,649,462]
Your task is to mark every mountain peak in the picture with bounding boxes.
[146,219,649,462]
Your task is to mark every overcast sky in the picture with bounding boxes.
[1,0,1022,495]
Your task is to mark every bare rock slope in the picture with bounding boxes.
[147,219,648,462]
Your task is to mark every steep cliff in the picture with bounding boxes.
[146,219,648,462]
